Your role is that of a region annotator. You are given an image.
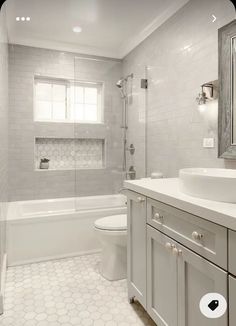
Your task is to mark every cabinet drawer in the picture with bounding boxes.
[147,198,227,269]
[229,230,236,276]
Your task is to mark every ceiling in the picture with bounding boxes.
[5,0,189,59]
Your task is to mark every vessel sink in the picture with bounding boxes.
[179,168,236,203]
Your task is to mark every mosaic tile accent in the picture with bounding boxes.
[35,138,104,170]
[0,254,155,326]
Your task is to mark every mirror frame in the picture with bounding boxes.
[218,19,236,159]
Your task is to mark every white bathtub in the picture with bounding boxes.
[7,194,127,266]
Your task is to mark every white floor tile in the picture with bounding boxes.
[0,254,155,326]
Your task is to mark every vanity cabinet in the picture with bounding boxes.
[147,226,178,326]
[229,275,236,326]
[126,190,147,308]
[147,225,227,326]
[126,190,230,326]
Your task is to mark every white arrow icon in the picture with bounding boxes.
[212,15,217,23]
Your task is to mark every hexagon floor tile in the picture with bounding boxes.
[0,254,156,326]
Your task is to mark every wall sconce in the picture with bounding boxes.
[196,82,217,112]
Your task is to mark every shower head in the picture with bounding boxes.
[116,79,124,88]
[116,74,133,98]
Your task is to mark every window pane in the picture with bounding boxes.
[74,86,84,103]
[85,104,97,121]
[36,83,51,101]
[36,101,52,120]
[53,101,66,120]
[53,84,66,102]
[74,103,84,120]
[84,87,97,104]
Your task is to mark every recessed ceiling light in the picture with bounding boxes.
[73,26,82,33]
[26,17,31,21]
[21,17,25,21]
[16,17,20,21]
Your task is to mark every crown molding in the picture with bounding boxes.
[8,36,122,59]
[118,0,189,58]
[8,0,189,59]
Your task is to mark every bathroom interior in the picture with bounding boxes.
[0,0,236,325]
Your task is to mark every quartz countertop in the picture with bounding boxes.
[124,178,236,231]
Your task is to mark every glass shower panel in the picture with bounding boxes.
[74,56,123,203]
[125,66,147,180]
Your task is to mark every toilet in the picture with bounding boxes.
[94,214,127,281]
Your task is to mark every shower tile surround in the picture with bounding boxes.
[35,138,104,170]
[8,45,123,200]
[123,0,236,178]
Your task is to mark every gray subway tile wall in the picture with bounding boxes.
[8,45,123,201]
[123,0,236,178]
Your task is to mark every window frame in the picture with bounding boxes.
[34,76,104,124]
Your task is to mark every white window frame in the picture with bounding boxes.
[34,77,104,124]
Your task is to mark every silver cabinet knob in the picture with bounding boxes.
[153,212,163,221]
[172,247,182,256]
[137,197,145,203]
[192,231,203,241]
[165,242,173,250]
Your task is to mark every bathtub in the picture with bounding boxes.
[7,194,127,266]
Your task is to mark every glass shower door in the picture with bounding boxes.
[73,56,123,208]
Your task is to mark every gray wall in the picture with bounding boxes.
[8,45,123,201]
[0,5,8,292]
[123,0,236,178]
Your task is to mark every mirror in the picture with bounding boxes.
[219,20,236,158]
[233,36,236,144]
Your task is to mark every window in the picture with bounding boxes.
[34,77,103,123]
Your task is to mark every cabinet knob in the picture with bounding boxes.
[165,242,173,250]
[137,197,145,203]
[192,231,203,241]
[153,213,163,221]
[172,247,182,256]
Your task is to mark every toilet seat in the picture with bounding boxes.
[94,214,127,231]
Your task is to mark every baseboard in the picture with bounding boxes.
[8,249,101,267]
[0,253,7,315]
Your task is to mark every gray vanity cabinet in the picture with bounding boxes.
[147,225,178,326]
[178,242,228,326]
[229,275,236,326]
[126,190,147,308]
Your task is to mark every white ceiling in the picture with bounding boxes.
[5,0,189,59]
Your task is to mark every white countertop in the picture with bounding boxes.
[124,178,236,231]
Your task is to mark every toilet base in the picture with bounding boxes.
[100,243,127,281]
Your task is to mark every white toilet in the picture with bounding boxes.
[94,214,127,281]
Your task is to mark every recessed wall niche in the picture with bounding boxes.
[35,138,105,170]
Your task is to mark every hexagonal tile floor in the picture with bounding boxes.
[0,254,156,326]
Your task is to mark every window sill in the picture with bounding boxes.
[35,167,106,172]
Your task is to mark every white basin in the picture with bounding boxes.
[179,168,236,203]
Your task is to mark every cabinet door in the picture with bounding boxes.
[147,225,178,326]
[127,190,147,308]
[178,243,228,326]
[229,275,236,326]
[229,230,236,275]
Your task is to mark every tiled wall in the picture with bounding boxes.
[0,5,8,298]
[9,45,123,200]
[35,138,104,170]
[123,0,236,178]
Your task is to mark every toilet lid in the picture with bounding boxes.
[95,214,127,231]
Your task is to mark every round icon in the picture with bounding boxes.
[199,293,227,319]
